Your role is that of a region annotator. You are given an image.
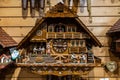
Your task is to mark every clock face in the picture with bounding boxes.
[52,39,68,53]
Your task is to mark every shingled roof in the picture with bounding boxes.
[0,27,17,48]
[108,19,120,33]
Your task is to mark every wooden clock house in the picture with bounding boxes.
[16,3,102,80]
[0,27,17,66]
[107,19,120,57]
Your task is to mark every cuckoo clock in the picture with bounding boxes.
[17,3,102,80]
[107,19,120,57]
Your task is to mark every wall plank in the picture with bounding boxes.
[0,0,120,7]
[0,17,119,26]
[0,18,37,26]
[0,7,120,16]
[0,0,21,7]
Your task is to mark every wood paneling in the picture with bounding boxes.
[0,7,120,16]
[0,18,36,26]
[93,47,110,57]
[0,17,119,26]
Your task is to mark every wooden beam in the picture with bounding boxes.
[11,67,21,80]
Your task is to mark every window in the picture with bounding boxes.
[55,24,66,32]
[48,24,54,32]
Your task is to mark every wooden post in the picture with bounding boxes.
[11,67,21,80]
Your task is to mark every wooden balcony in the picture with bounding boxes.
[46,32,89,39]
[69,47,87,53]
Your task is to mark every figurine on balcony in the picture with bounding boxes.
[71,53,77,63]
[38,46,42,54]
[41,46,45,54]
[80,53,87,63]
[33,46,38,54]
[46,43,51,55]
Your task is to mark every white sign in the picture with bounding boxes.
[100,78,109,80]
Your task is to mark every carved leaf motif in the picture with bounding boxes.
[105,61,117,72]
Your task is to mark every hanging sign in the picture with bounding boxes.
[11,50,19,60]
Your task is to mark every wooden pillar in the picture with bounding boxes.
[11,67,21,80]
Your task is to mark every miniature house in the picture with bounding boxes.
[0,27,17,64]
[107,19,120,56]
[16,3,102,79]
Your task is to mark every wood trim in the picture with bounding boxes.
[11,67,21,80]
[75,18,102,47]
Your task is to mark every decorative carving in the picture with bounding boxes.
[105,61,117,72]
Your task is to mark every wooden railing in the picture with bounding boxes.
[46,32,89,39]
[69,47,87,54]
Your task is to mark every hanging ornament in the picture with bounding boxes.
[47,0,52,10]
[22,0,28,18]
[62,0,67,5]
[72,0,79,13]
[69,0,73,9]
[87,0,92,23]
[38,0,45,17]
[30,0,35,17]
[80,0,86,13]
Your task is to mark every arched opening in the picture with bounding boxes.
[55,24,66,32]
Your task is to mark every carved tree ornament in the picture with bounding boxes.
[105,61,117,73]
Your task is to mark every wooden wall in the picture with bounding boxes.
[0,0,120,80]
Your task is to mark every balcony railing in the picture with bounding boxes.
[69,47,87,53]
[47,32,89,39]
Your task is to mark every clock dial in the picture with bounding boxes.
[52,39,68,53]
